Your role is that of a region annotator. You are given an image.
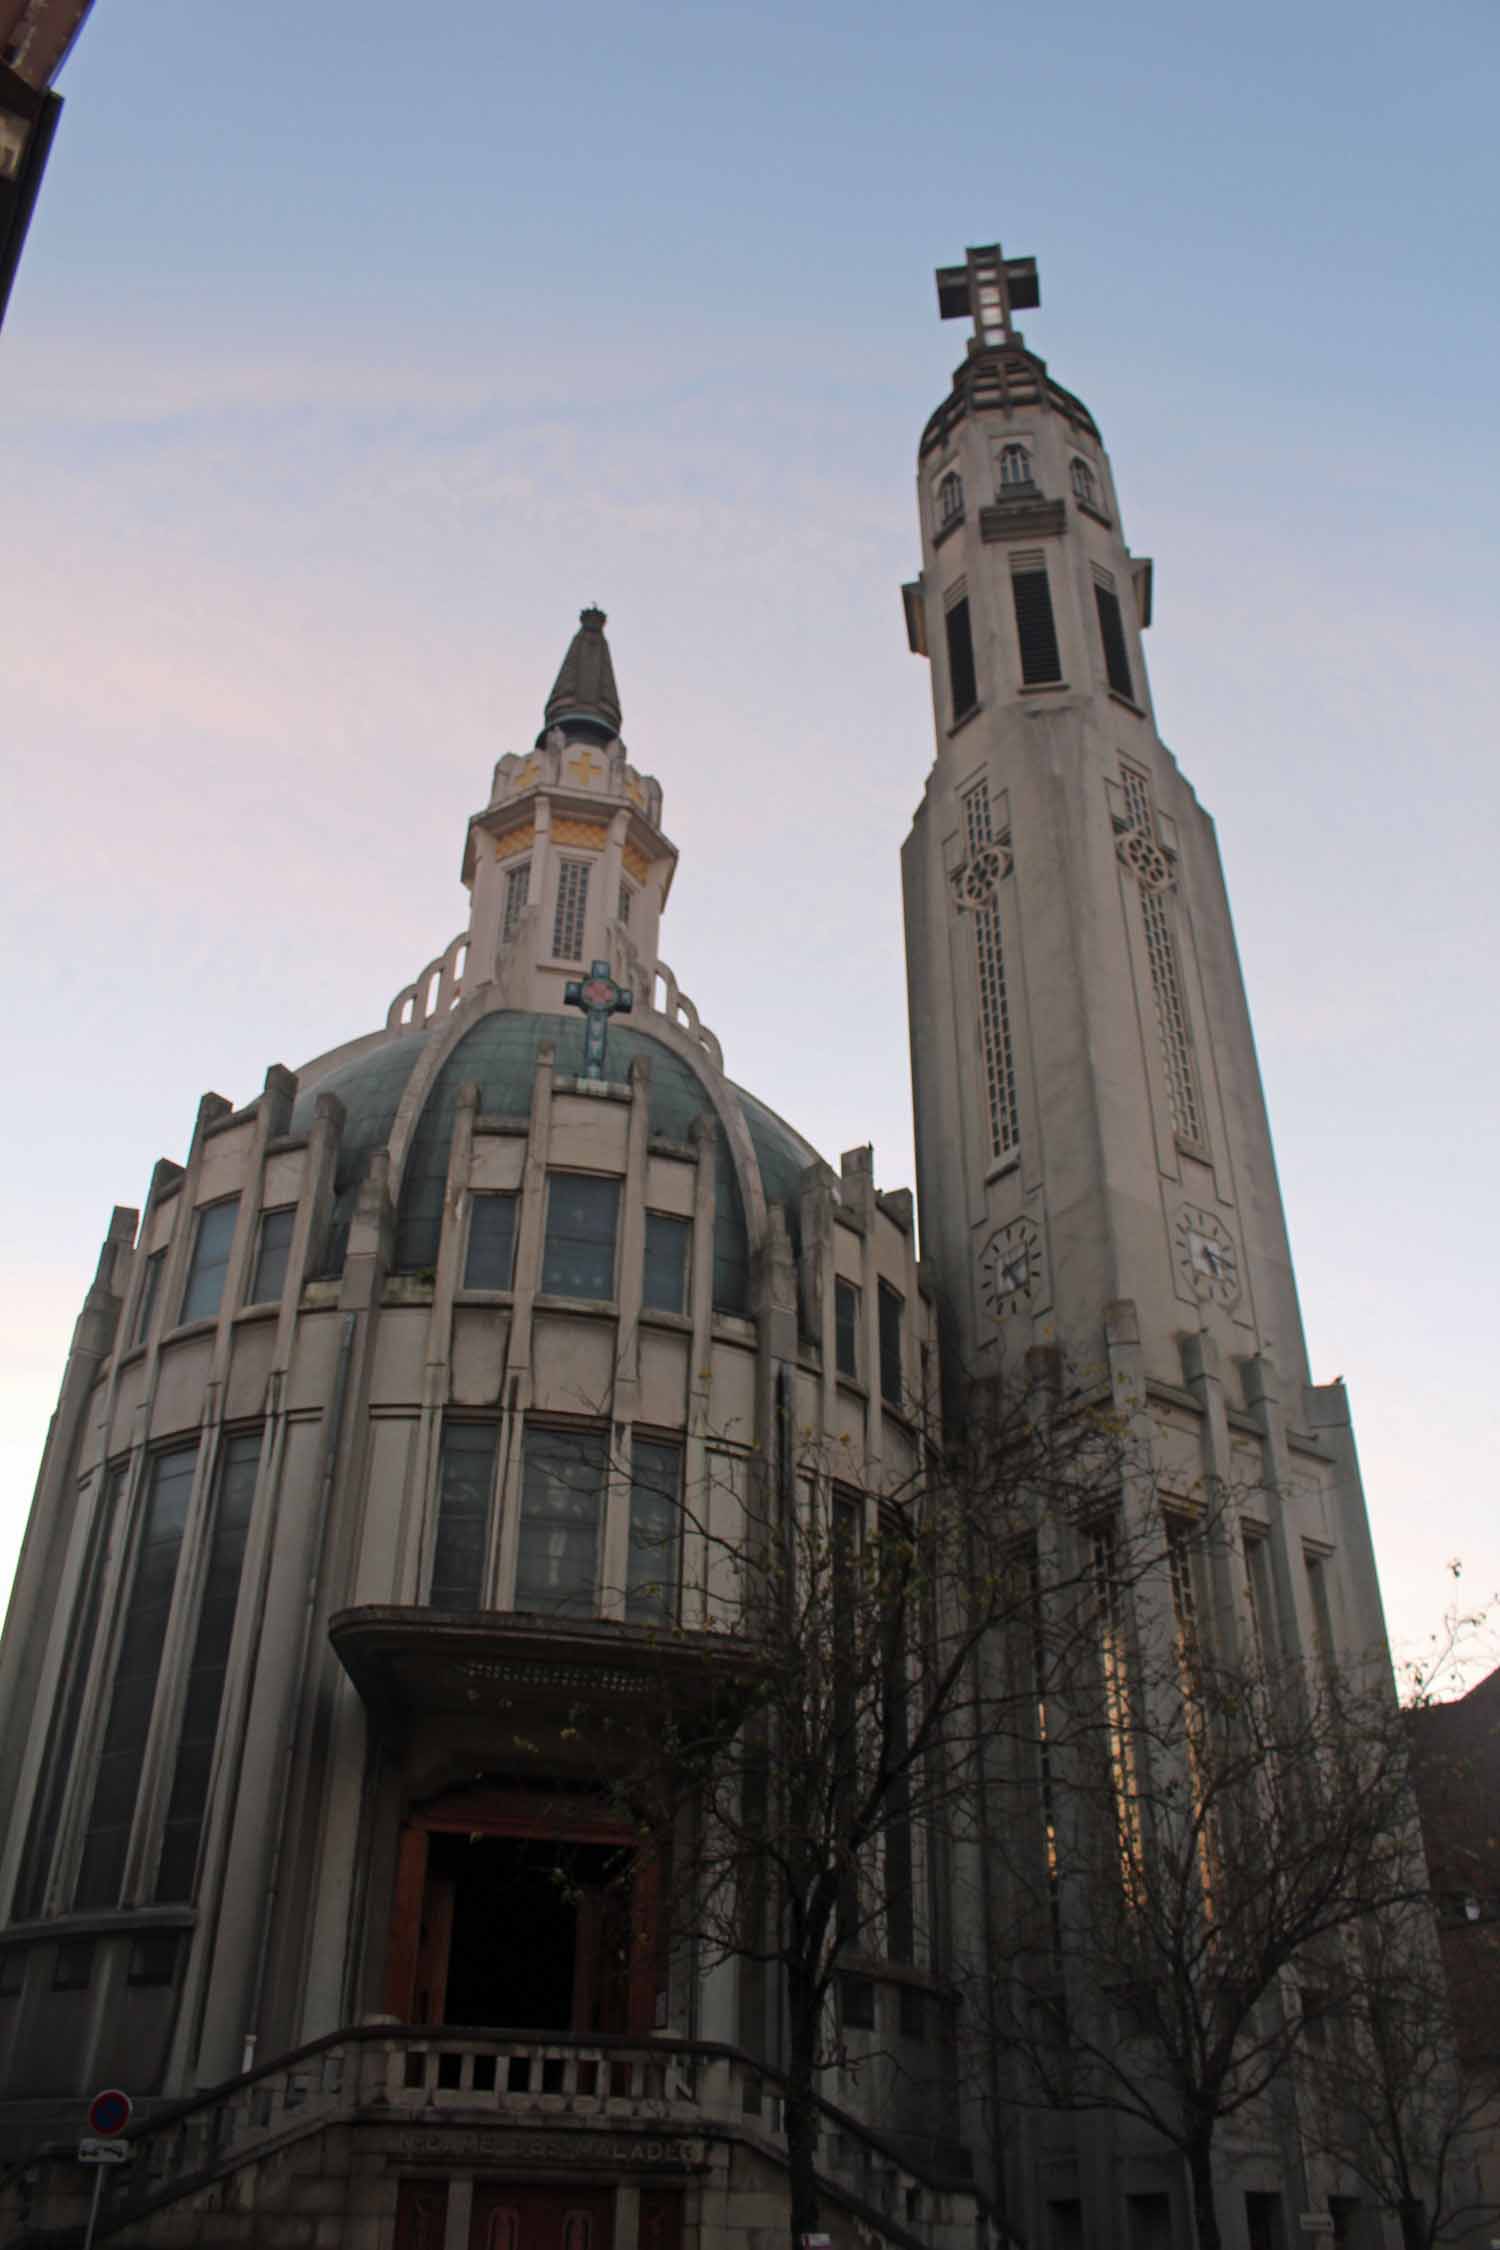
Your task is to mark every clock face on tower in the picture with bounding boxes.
[1173,1205,1241,1307]
[979,1217,1042,1318]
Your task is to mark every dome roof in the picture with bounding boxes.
[292,1011,824,1312]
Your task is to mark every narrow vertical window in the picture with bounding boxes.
[831,1490,861,1942]
[618,879,633,927]
[642,1212,690,1314]
[464,1193,518,1290]
[998,441,1032,488]
[1140,885,1203,1142]
[1027,1547,1063,1959]
[552,859,591,960]
[1305,1552,1336,1672]
[1120,762,1153,837]
[834,1278,859,1379]
[12,1467,120,1920]
[1166,1516,1201,1662]
[877,1282,904,1408]
[250,1207,295,1305]
[975,897,1021,1160]
[75,1446,197,1908]
[936,469,963,526]
[627,1437,681,1623]
[944,593,978,722]
[1123,768,1204,1146]
[963,782,1021,1159]
[430,1422,498,1610]
[517,1427,606,1616]
[1093,566,1135,700]
[1243,1529,1278,1669]
[1069,455,1097,506]
[1092,1518,1144,1911]
[1009,551,1063,685]
[542,1175,620,1300]
[52,1940,93,1990]
[181,1199,239,1325]
[133,1249,165,1347]
[1167,1515,1218,1912]
[879,1502,915,1963]
[502,860,531,941]
[155,1431,261,1900]
[128,1935,179,1987]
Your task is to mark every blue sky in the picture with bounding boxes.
[3,0,1497,1681]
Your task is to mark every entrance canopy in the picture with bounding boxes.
[330,1606,764,1776]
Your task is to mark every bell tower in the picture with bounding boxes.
[901,241,1313,1399]
[901,239,1393,2239]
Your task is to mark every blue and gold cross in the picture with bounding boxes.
[565,959,633,1081]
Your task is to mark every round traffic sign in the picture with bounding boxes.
[87,2089,132,2137]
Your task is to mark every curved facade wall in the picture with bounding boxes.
[0,990,937,2156]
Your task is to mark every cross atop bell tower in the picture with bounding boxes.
[934,242,1041,351]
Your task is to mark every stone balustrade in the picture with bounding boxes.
[3,2026,986,2248]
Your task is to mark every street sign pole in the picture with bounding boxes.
[81,2164,104,2250]
[79,2088,132,2248]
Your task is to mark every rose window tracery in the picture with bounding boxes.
[1116,828,1172,892]
[951,842,1013,912]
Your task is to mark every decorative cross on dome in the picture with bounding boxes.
[565,959,633,1081]
[935,243,1040,349]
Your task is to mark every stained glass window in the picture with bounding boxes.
[517,1428,606,1616]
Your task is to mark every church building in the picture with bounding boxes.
[0,247,1395,2250]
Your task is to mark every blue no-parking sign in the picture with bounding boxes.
[86,2089,131,2138]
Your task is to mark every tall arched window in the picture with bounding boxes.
[1070,456,1097,506]
[998,442,1032,490]
[937,470,964,527]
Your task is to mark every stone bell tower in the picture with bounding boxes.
[900,243,1388,1682]
[902,242,1311,1392]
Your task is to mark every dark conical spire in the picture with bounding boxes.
[542,606,622,743]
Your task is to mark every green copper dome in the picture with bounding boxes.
[291,1011,823,1314]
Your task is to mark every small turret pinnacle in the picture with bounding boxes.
[541,606,622,744]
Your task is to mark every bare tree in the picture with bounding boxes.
[581,1358,1164,2250]
[981,1601,1428,2250]
[1303,1896,1500,2250]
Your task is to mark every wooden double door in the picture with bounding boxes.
[386,1787,662,2036]
[396,2181,683,2250]
[470,2185,614,2250]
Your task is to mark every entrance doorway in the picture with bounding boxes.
[420,1834,633,2032]
[470,2185,614,2250]
[387,1788,662,2035]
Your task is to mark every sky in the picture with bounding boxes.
[2,0,1497,1688]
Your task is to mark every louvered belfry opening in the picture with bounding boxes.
[1009,551,1063,685]
[945,593,978,720]
[1093,570,1135,700]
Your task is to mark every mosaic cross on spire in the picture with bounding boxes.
[565,959,633,1080]
[935,242,1040,350]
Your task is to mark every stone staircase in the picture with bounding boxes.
[0,2026,992,2250]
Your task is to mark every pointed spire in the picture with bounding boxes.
[542,605,622,743]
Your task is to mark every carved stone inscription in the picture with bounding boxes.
[384,2128,707,2170]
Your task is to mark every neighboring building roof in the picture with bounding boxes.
[0,0,94,329]
[0,0,92,88]
[1406,1664,1500,2069]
